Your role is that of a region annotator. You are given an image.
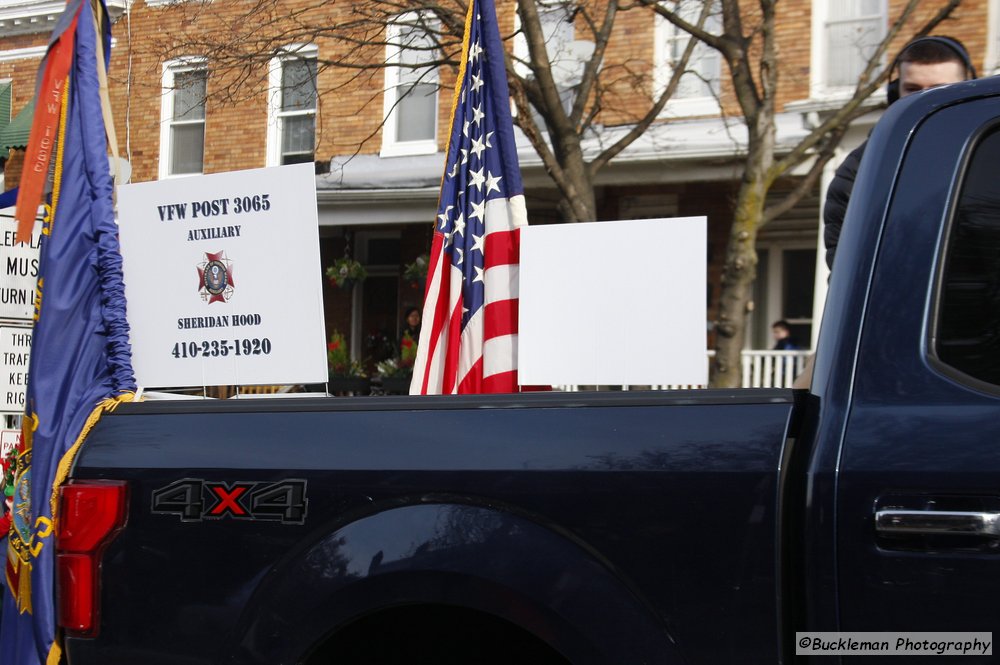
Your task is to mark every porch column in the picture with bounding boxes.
[810,152,838,349]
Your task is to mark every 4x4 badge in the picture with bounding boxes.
[152,479,307,524]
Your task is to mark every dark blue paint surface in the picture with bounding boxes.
[833,86,1000,663]
[790,77,1000,664]
[67,392,795,664]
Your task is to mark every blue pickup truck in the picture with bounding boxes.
[57,76,1000,664]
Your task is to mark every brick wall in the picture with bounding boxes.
[1,0,990,190]
[111,0,467,181]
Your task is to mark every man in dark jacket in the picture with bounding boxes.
[823,36,976,270]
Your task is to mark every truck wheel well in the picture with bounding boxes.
[303,604,571,665]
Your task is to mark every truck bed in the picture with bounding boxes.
[69,389,802,665]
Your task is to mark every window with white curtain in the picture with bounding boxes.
[813,0,886,94]
[512,2,580,125]
[653,0,722,116]
[267,46,318,166]
[382,12,439,156]
[513,1,575,81]
[159,58,207,178]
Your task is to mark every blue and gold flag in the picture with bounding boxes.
[1,0,136,662]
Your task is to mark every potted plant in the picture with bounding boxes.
[402,254,429,291]
[376,331,417,394]
[327,330,369,395]
[326,257,367,290]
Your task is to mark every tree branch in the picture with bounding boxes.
[647,0,727,53]
[761,128,843,224]
[768,0,960,180]
[515,0,573,139]
[569,0,617,128]
[588,1,711,175]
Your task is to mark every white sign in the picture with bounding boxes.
[1,430,21,460]
[0,208,42,320]
[0,326,31,413]
[519,217,708,387]
[117,163,327,387]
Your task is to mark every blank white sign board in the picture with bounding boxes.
[519,217,707,386]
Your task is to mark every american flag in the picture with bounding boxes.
[409,0,528,394]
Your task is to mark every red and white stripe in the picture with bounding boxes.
[410,195,527,394]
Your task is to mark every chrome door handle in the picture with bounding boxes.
[875,509,1000,537]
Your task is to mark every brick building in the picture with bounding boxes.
[0,0,996,367]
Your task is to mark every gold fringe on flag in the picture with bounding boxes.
[438,0,476,191]
[51,392,136,517]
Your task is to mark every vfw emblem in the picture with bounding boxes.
[197,251,235,304]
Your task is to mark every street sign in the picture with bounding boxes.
[1,430,21,460]
[0,326,31,413]
[0,208,43,320]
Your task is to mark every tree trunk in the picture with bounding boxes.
[711,176,766,388]
[711,111,774,388]
[557,175,596,222]
[553,129,597,222]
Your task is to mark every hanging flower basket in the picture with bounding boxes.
[326,257,367,289]
[402,254,429,290]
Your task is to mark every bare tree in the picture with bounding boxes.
[646,0,960,386]
[139,0,960,387]
[141,0,709,224]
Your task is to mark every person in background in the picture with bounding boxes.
[772,320,799,350]
[399,307,421,370]
[823,36,977,270]
[400,307,421,345]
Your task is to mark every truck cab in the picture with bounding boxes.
[805,74,1000,656]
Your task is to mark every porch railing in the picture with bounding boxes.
[554,349,812,391]
[740,350,811,388]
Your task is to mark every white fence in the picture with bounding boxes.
[740,350,811,388]
[554,349,812,391]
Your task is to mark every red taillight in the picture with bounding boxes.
[57,481,127,637]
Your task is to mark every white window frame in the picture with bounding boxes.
[266,44,318,167]
[511,2,584,125]
[0,77,9,190]
[381,12,440,157]
[987,0,1000,75]
[810,0,887,99]
[159,57,207,179]
[652,2,722,118]
[512,1,576,81]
